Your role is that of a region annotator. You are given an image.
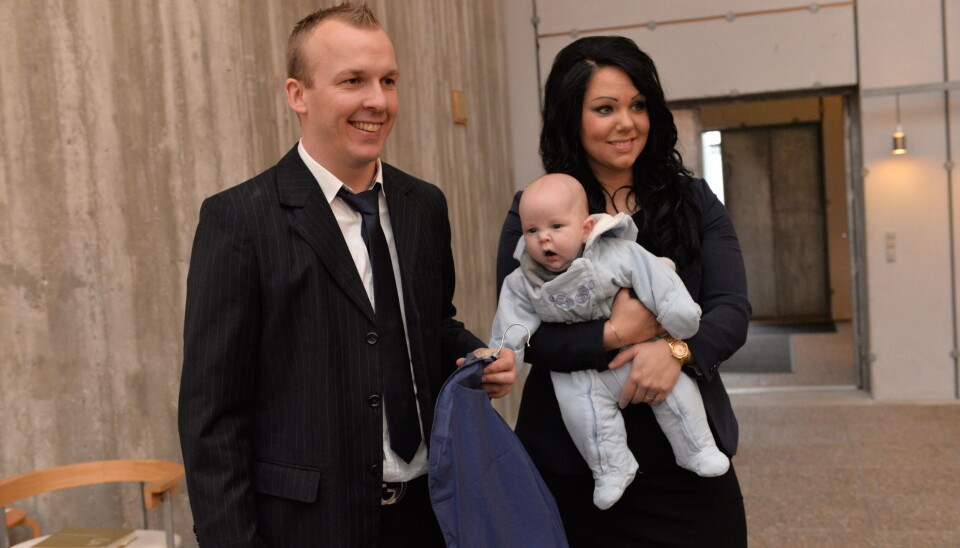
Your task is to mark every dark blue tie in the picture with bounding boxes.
[338,183,421,462]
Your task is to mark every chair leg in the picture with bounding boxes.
[163,493,175,548]
[140,481,149,529]
[1,508,9,548]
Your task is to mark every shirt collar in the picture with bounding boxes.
[297,140,384,203]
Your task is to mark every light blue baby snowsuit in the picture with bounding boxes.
[491,213,729,509]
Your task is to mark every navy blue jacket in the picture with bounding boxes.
[429,354,568,548]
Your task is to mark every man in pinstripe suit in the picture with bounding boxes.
[178,3,516,546]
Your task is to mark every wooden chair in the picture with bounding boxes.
[0,460,184,548]
[4,508,41,539]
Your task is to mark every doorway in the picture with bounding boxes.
[674,94,861,390]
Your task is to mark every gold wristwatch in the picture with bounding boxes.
[662,335,690,366]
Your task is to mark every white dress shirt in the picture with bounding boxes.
[298,141,428,482]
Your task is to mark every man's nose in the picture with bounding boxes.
[364,83,387,111]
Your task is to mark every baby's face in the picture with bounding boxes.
[520,196,590,273]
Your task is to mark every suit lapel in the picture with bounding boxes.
[383,165,422,290]
[277,146,376,323]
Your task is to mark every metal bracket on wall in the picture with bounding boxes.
[861,80,960,98]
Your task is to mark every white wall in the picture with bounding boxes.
[858,0,959,399]
[501,0,960,400]
[536,3,857,101]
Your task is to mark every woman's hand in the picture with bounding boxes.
[608,338,681,408]
[603,288,665,351]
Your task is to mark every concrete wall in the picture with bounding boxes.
[0,1,513,544]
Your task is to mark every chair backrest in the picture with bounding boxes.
[0,459,184,511]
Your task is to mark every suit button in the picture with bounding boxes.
[366,332,379,344]
[369,464,380,477]
[368,394,382,408]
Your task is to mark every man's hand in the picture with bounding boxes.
[457,348,517,398]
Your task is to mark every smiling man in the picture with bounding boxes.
[178,3,515,546]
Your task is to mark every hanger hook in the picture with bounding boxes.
[494,323,530,358]
[471,323,530,360]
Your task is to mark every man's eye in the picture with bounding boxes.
[382,78,396,87]
[344,78,360,85]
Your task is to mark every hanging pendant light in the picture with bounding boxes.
[892,94,907,155]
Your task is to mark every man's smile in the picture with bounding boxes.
[350,121,384,132]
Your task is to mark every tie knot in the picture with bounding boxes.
[338,183,381,217]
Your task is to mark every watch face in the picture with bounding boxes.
[672,342,690,359]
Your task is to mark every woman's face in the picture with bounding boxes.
[579,66,649,183]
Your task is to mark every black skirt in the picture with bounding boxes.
[516,365,747,547]
[539,463,746,547]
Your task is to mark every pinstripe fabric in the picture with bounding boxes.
[178,144,483,547]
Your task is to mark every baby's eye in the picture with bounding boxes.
[526,227,537,234]
[551,224,563,230]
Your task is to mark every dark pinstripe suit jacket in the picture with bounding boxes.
[178,145,482,547]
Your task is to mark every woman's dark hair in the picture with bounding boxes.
[540,35,701,268]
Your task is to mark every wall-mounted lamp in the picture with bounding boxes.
[892,94,907,155]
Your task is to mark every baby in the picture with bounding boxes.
[492,173,729,509]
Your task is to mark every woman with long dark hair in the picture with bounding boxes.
[496,36,750,546]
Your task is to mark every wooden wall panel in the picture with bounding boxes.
[0,1,511,545]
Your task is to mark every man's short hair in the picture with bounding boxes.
[286,2,381,86]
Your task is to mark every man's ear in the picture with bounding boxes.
[582,216,595,242]
[285,78,308,115]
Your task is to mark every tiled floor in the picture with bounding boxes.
[731,391,960,547]
[724,321,858,390]
[496,323,960,546]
